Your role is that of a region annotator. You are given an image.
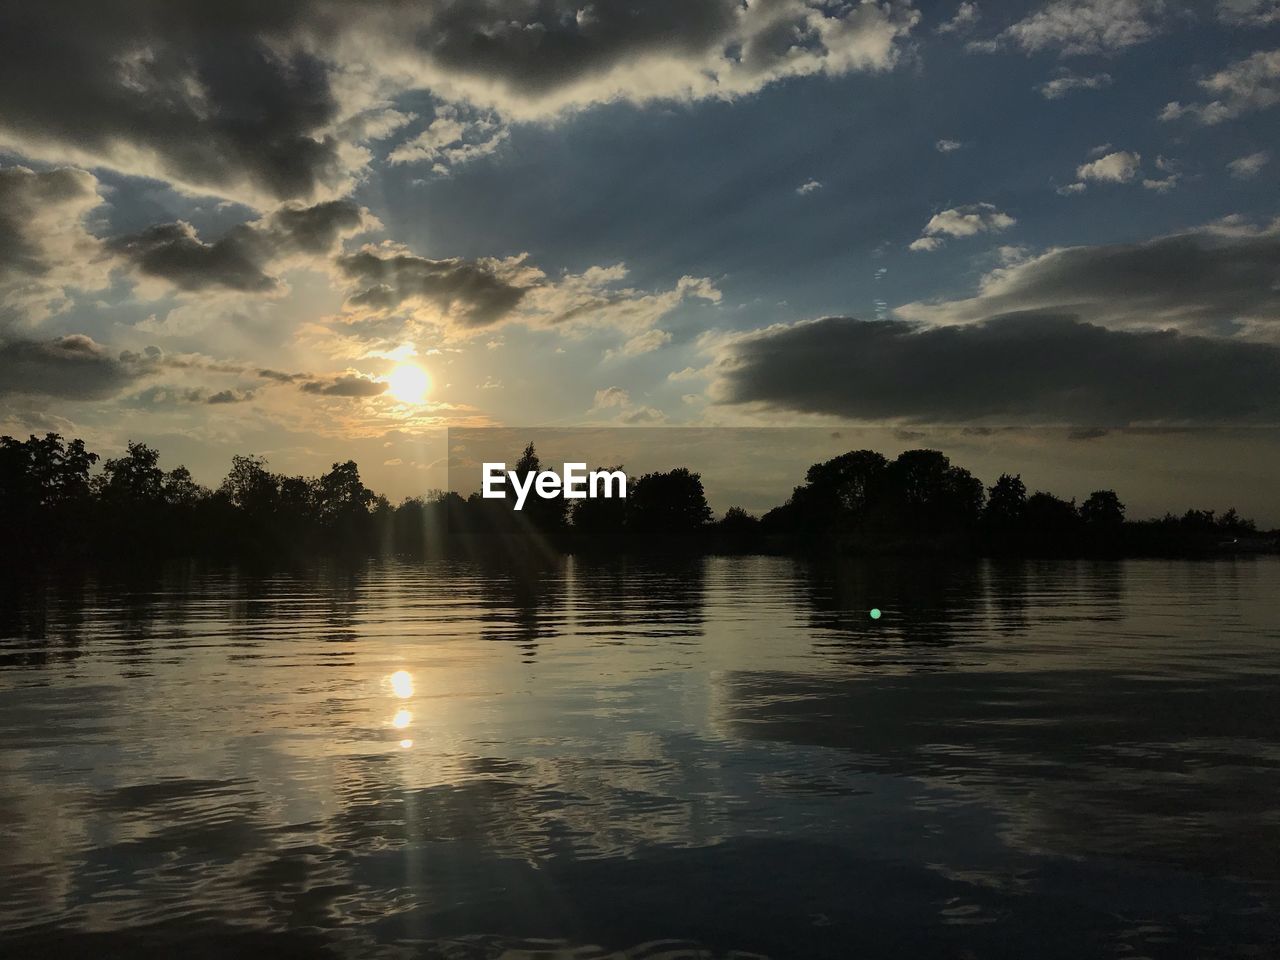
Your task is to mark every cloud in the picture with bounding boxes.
[258,368,300,383]
[371,0,921,119]
[206,388,254,404]
[593,386,631,409]
[0,1,920,205]
[619,406,666,424]
[1056,182,1087,196]
[980,0,1166,56]
[110,200,375,295]
[0,5,358,207]
[1217,0,1280,25]
[1228,151,1270,179]
[1161,48,1280,125]
[337,246,530,327]
[895,220,1280,339]
[934,139,966,153]
[937,2,981,34]
[614,329,673,357]
[300,372,388,397]
[1076,150,1141,183]
[668,366,706,382]
[0,334,138,400]
[0,166,112,326]
[1142,175,1179,192]
[109,221,276,294]
[709,314,1280,426]
[909,203,1015,252]
[1037,70,1112,99]
[515,268,721,336]
[796,179,824,195]
[387,105,508,174]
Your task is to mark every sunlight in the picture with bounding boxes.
[392,708,412,729]
[385,364,430,404]
[389,670,414,698]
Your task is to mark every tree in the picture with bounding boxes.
[1080,489,1125,528]
[628,467,712,536]
[570,464,629,540]
[512,442,567,534]
[1024,491,1081,551]
[220,455,278,514]
[985,474,1027,526]
[803,450,888,514]
[163,466,206,507]
[97,441,165,504]
[316,460,374,523]
[883,449,985,532]
[0,433,98,510]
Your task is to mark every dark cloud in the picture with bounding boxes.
[417,0,738,94]
[0,3,346,204]
[712,314,1280,426]
[1068,427,1109,441]
[0,334,137,400]
[300,373,387,397]
[109,199,370,294]
[408,0,915,108]
[207,389,254,404]
[267,200,370,254]
[0,2,916,204]
[109,222,275,293]
[258,368,300,382]
[898,223,1280,337]
[338,249,527,327]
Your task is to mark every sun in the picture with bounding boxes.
[385,364,430,404]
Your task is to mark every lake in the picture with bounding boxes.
[1,556,1278,959]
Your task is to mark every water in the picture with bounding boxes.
[1,556,1278,959]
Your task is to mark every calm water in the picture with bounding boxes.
[1,556,1278,959]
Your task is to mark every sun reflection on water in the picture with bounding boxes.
[389,670,414,698]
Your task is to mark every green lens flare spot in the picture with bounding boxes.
[869,608,882,620]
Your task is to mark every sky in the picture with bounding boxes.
[1,0,1279,522]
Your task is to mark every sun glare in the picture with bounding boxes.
[386,364,430,404]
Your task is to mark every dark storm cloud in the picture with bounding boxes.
[898,223,1280,337]
[0,2,916,203]
[712,314,1280,426]
[108,200,371,294]
[416,0,737,94]
[267,200,370,254]
[338,250,527,327]
[300,373,387,397]
[0,3,345,204]
[0,335,137,400]
[109,222,276,293]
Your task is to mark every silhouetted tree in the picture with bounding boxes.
[983,473,1027,551]
[1023,491,1081,553]
[512,442,567,536]
[1,434,1272,565]
[628,467,712,538]
[96,442,166,505]
[715,506,761,553]
[220,455,278,515]
[569,465,629,544]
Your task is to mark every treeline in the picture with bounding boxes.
[0,434,1271,566]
